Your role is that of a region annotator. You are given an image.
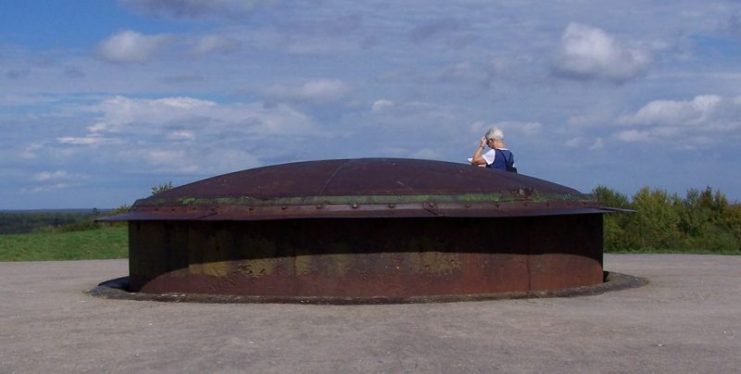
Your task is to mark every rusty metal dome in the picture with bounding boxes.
[99,158,615,301]
[107,158,605,221]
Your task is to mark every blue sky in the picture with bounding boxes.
[1,0,740,209]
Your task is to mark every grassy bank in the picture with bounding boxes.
[0,225,127,261]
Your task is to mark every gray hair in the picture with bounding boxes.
[485,127,504,141]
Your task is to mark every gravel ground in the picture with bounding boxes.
[0,254,739,373]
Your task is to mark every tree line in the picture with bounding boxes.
[592,186,741,253]
[0,210,104,235]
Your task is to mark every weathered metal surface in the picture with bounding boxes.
[127,215,604,297]
[109,158,610,300]
[92,271,647,304]
[102,158,609,222]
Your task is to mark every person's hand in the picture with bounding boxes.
[479,136,487,148]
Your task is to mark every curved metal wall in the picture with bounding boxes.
[128,214,603,299]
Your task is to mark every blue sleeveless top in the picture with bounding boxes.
[486,149,514,170]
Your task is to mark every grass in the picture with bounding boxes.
[0,224,127,261]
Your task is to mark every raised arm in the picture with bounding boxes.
[470,136,488,166]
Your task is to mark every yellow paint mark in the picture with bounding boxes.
[325,253,352,276]
[190,261,231,277]
[294,255,312,276]
[409,252,461,275]
[189,258,282,278]
[294,253,352,276]
[235,258,278,278]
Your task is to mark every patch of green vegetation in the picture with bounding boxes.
[0,209,104,235]
[595,186,741,254]
[0,224,128,261]
[163,192,584,207]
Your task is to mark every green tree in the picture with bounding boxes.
[592,186,632,251]
[678,187,737,251]
[697,186,728,223]
[592,185,630,209]
[625,187,683,250]
[678,188,710,237]
[724,204,741,251]
[593,185,739,253]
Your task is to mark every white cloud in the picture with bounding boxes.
[371,100,444,118]
[28,170,88,192]
[371,99,394,112]
[121,145,261,174]
[552,23,651,82]
[86,122,109,133]
[619,95,723,126]
[192,35,239,55]
[138,149,198,173]
[568,136,605,150]
[166,130,196,141]
[88,95,316,136]
[616,95,741,143]
[26,183,71,193]
[54,95,319,174]
[264,79,350,104]
[469,121,542,138]
[616,129,651,143]
[517,122,544,137]
[92,96,216,130]
[33,170,71,182]
[96,30,170,63]
[19,143,43,159]
[57,135,108,146]
[6,1,741,208]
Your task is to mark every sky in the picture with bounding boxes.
[1,0,740,209]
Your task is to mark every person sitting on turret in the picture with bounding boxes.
[470,127,516,172]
